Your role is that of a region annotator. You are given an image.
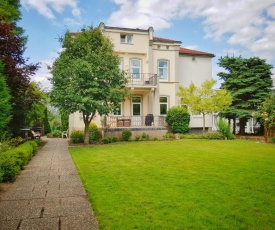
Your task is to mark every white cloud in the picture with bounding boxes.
[108,0,275,62]
[21,0,81,19]
[32,60,53,91]
[63,17,83,27]
[185,45,198,50]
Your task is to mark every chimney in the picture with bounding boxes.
[149,26,154,40]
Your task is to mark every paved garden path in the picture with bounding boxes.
[0,138,98,230]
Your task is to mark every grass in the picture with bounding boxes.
[69,139,275,229]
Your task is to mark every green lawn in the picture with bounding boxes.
[69,139,275,230]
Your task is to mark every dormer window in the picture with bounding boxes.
[120,34,133,44]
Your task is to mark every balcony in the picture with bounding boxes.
[103,115,167,129]
[125,73,158,88]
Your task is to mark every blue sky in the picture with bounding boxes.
[19,0,275,90]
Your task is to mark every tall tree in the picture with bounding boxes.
[43,107,51,135]
[60,110,69,132]
[259,95,275,142]
[50,26,128,144]
[177,79,232,134]
[0,61,11,136]
[0,0,21,22]
[0,0,39,135]
[218,56,273,135]
[25,82,48,127]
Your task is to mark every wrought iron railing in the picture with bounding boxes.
[125,73,158,87]
[102,115,167,128]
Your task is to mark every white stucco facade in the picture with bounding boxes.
[69,23,215,134]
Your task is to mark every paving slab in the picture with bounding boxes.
[0,137,98,230]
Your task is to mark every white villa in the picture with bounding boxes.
[69,23,215,138]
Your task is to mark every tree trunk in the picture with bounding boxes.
[232,118,236,135]
[203,113,206,135]
[239,117,247,135]
[84,122,90,145]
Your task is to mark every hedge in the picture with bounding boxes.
[0,140,40,182]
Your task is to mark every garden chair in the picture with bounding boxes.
[62,130,68,138]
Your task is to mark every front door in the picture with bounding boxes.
[132,96,142,126]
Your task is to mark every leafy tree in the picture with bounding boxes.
[258,95,275,142]
[0,0,22,35]
[43,107,51,135]
[0,0,20,20]
[0,1,39,136]
[177,79,232,134]
[25,82,48,127]
[0,61,11,135]
[60,110,69,131]
[218,56,273,135]
[50,26,128,144]
[165,106,190,133]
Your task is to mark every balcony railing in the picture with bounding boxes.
[103,115,167,128]
[125,73,158,87]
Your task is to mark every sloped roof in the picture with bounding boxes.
[153,36,182,44]
[179,47,215,57]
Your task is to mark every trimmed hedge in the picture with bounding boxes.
[204,132,225,140]
[0,140,39,182]
[165,106,190,133]
[70,130,84,143]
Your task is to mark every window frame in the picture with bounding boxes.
[158,59,169,81]
[159,96,169,116]
[120,34,133,44]
[130,58,142,79]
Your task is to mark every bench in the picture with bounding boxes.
[31,130,41,139]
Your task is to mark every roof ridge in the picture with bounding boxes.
[179,47,215,57]
[153,36,182,43]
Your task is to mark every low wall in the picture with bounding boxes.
[103,127,168,140]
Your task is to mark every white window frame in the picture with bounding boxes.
[120,34,133,44]
[160,96,169,115]
[130,58,141,79]
[158,60,169,81]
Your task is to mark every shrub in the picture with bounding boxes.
[0,155,21,181]
[204,132,225,140]
[122,130,132,141]
[271,137,275,144]
[217,119,232,139]
[153,137,159,141]
[0,168,3,182]
[0,140,39,182]
[141,132,149,141]
[135,135,141,141]
[70,131,84,143]
[0,142,11,153]
[89,123,102,143]
[34,139,42,147]
[52,130,62,138]
[163,133,175,140]
[8,137,25,147]
[180,134,203,139]
[102,138,112,144]
[112,137,119,142]
[165,107,190,133]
